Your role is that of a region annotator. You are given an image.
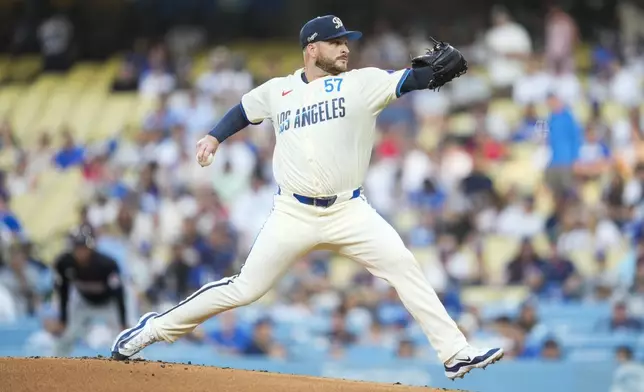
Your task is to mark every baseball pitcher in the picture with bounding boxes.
[112,15,503,380]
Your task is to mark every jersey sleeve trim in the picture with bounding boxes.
[239,101,264,125]
[395,68,412,98]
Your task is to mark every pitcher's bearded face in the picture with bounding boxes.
[314,38,350,75]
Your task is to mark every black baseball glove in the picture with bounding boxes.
[410,37,468,91]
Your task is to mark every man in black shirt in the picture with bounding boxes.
[53,225,127,356]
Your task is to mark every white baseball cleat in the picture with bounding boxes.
[444,346,504,380]
[111,312,160,360]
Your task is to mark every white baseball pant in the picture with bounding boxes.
[55,291,121,356]
[148,189,468,363]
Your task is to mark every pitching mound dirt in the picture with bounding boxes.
[0,357,466,392]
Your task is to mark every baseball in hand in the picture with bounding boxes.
[197,152,215,167]
[196,135,219,167]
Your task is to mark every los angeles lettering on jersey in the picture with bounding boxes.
[277,97,346,133]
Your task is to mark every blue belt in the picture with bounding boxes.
[278,187,361,208]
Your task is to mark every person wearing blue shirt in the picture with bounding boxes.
[53,131,85,169]
[575,124,612,180]
[0,194,23,236]
[206,313,251,354]
[544,93,583,197]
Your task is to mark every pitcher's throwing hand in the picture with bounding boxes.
[196,135,219,167]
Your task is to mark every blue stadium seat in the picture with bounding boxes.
[537,303,612,321]
[567,348,616,362]
[561,332,640,350]
[342,345,395,363]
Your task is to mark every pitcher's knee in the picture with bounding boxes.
[375,249,422,278]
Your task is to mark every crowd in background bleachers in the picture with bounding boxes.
[1,5,644,385]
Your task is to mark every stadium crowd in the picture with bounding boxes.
[0,5,644,370]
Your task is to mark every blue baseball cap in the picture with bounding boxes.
[299,15,362,48]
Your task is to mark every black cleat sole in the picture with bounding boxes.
[111,351,129,361]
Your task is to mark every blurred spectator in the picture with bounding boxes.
[358,318,397,348]
[549,62,583,106]
[544,93,583,196]
[401,145,435,197]
[515,302,540,334]
[460,155,494,203]
[506,239,547,286]
[0,122,22,170]
[197,47,253,104]
[38,13,74,72]
[271,284,315,324]
[229,172,275,254]
[496,194,544,239]
[326,310,357,346]
[6,155,36,197]
[242,317,285,358]
[544,6,578,73]
[211,133,258,205]
[483,6,532,90]
[437,138,473,193]
[155,124,186,169]
[540,338,563,360]
[469,315,521,358]
[603,301,643,332]
[612,109,644,171]
[206,311,250,355]
[146,241,196,305]
[396,339,417,358]
[338,291,372,334]
[590,211,623,252]
[472,129,507,161]
[376,287,409,328]
[142,94,182,136]
[367,19,408,68]
[27,133,55,177]
[512,57,552,106]
[624,162,644,209]
[139,48,176,98]
[609,59,643,109]
[194,223,237,283]
[0,243,43,316]
[365,146,399,220]
[574,124,612,180]
[410,89,450,124]
[591,31,619,77]
[616,346,635,363]
[111,62,139,92]
[541,244,580,299]
[86,192,119,229]
[434,234,479,286]
[53,129,85,170]
[409,178,446,213]
[511,104,541,142]
[408,210,437,247]
[0,194,23,244]
[611,346,644,392]
[605,174,632,226]
[175,90,216,148]
[587,251,622,301]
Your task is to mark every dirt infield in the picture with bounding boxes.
[0,357,466,392]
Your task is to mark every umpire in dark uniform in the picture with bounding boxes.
[53,225,127,356]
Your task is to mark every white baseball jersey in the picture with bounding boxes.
[240,67,411,197]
